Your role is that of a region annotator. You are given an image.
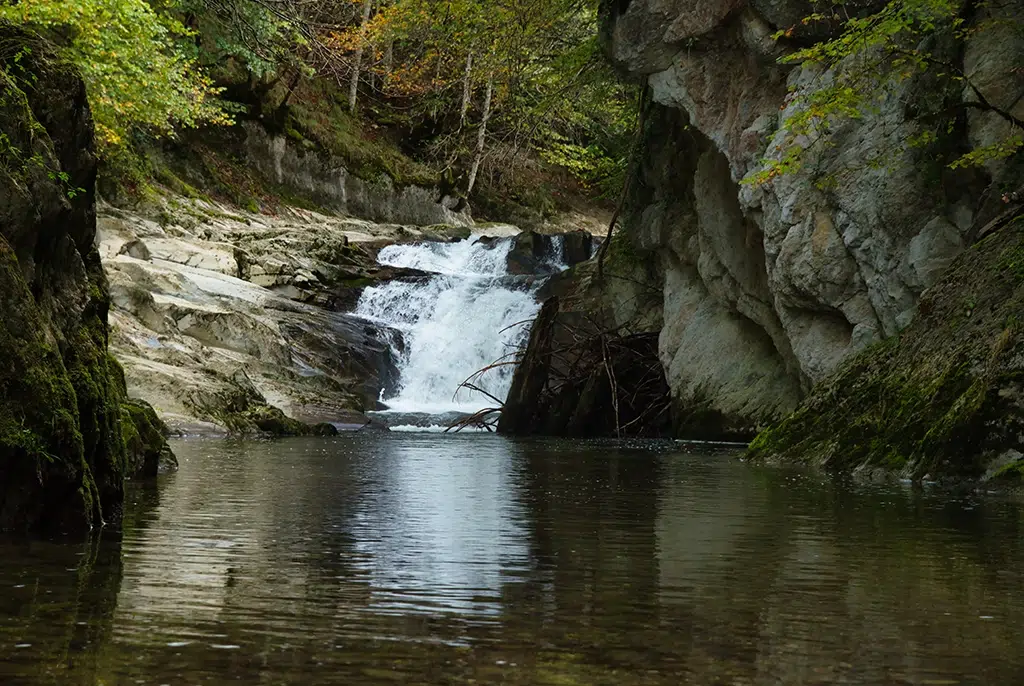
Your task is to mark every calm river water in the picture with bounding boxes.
[2,435,1024,685]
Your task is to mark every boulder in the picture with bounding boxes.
[506,229,596,275]
[121,399,178,478]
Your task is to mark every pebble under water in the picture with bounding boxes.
[3,434,1024,685]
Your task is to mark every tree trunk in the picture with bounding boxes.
[382,40,393,91]
[459,52,474,128]
[348,0,374,114]
[466,77,493,196]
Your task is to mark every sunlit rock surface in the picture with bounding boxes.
[97,195,433,434]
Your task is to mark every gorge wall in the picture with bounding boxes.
[0,34,174,534]
[569,0,1024,438]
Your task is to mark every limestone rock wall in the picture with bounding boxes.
[243,123,472,228]
[598,0,1024,435]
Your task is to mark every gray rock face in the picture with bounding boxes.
[597,0,1023,435]
[244,124,471,228]
[97,195,434,435]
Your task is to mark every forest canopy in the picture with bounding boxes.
[0,0,636,204]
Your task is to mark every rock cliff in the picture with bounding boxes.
[555,0,1024,437]
[0,34,171,533]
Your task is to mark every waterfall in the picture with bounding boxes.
[355,236,546,418]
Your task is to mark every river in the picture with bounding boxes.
[2,434,1024,684]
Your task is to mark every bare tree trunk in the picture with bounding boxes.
[429,56,444,119]
[597,81,649,281]
[348,0,373,114]
[466,77,494,196]
[382,40,393,90]
[459,51,474,128]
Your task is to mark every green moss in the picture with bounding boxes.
[283,79,435,188]
[996,243,1024,281]
[196,380,339,438]
[150,163,210,201]
[0,237,94,530]
[750,220,1024,479]
[121,398,177,478]
[992,459,1024,481]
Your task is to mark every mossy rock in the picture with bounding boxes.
[0,32,133,534]
[121,398,178,478]
[0,237,94,532]
[749,218,1024,481]
[195,371,339,437]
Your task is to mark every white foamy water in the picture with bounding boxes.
[355,237,544,415]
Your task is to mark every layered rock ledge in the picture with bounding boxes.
[98,193,474,435]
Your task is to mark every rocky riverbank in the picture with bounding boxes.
[98,193,456,435]
[98,188,600,436]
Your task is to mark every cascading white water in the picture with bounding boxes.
[355,236,545,416]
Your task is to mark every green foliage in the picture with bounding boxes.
[1,0,631,207]
[0,0,231,158]
[0,63,84,200]
[173,0,294,78]
[747,0,1023,186]
[358,0,635,199]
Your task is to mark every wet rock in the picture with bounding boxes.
[506,229,596,275]
[506,230,551,275]
[121,399,178,478]
[561,229,596,266]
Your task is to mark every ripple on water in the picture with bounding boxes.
[1,434,1024,685]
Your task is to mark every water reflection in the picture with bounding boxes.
[1,435,1024,684]
[349,436,530,616]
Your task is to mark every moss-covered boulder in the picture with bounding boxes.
[0,32,128,533]
[749,219,1024,482]
[192,369,339,437]
[122,399,178,478]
